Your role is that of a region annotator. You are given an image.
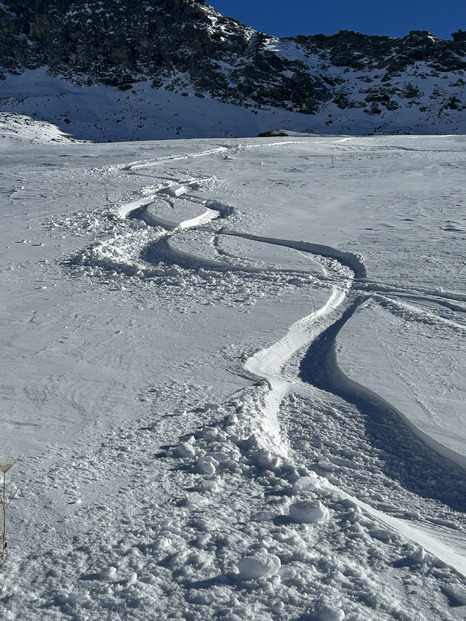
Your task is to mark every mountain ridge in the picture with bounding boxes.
[1,0,465,139]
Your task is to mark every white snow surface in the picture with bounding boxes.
[1,121,466,620]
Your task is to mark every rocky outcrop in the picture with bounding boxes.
[0,0,465,132]
[0,0,331,112]
[0,0,43,72]
[294,30,466,73]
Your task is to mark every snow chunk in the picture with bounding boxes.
[99,566,117,580]
[197,455,219,475]
[175,440,196,458]
[411,547,426,563]
[292,473,322,494]
[165,184,188,197]
[249,447,282,471]
[289,500,330,523]
[237,551,281,580]
[313,605,346,621]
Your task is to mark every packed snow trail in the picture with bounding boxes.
[114,148,466,486]
[241,280,349,457]
[124,190,359,458]
[106,143,466,583]
[221,230,367,279]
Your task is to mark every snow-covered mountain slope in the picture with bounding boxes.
[0,0,465,138]
[1,118,466,619]
[0,70,349,142]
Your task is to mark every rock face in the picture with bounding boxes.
[0,0,465,133]
[295,30,466,73]
[0,0,330,113]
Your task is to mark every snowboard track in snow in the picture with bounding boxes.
[63,142,466,579]
[299,299,466,514]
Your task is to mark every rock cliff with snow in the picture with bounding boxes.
[1,0,465,138]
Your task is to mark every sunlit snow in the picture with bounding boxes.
[1,118,465,620]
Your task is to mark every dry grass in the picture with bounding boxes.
[1,458,18,560]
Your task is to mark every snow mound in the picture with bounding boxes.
[237,551,282,580]
[313,605,346,621]
[144,198,218,230]
[292,474,324,493]
[0,112,75,143]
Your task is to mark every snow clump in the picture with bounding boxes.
[237,550,282,580]
[289,499,330,523]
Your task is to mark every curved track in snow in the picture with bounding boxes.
[299,300,466,512]
[119,165,465,475]
[6,132,466,620]
[76,141,466,578]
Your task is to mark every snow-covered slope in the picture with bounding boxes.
[1,120,466,620]
[1,65,464,142]
[0,69,337,142]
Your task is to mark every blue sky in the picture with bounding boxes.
[209,0,466,40]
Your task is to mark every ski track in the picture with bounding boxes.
[88,142,466,580]
[11,138,460,619]
[113,141,301,175]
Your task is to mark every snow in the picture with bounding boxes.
[0,119,466,620]
[1,69,320,142]
[289,500,330,523]
[237,551,282,580]
[1,65,465,142]
[337,302,466,469]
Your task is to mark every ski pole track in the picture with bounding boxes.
[59,144,466,581]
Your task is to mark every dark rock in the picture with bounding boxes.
[0,0,465,132]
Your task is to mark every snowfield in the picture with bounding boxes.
[1,119,466,620]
